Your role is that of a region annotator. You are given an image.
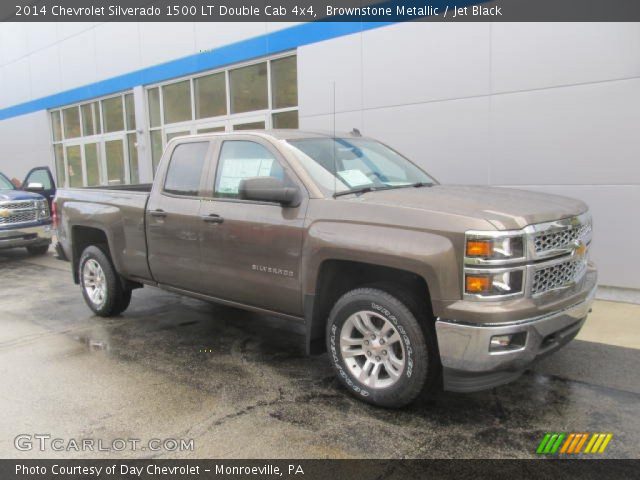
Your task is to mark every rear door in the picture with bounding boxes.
[146,139,214,292]
[23,167,56,209]
[198,136,307,316]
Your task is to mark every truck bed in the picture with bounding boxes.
[55,186,152,282]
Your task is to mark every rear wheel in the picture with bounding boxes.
[326,287,438,408]
[79,245,132,317]
[26,244,49,255]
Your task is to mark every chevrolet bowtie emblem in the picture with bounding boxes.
[0,209,10,218]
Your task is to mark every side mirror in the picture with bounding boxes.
[238,177,300,207]
[25,182,45,192]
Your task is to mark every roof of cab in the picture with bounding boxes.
[177,129,362,141]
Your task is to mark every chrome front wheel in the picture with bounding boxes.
[339,310,406,389]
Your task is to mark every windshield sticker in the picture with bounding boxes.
[337,169,372,188]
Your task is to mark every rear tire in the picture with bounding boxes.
[79,245,132,317]
[326,287,439,408]
[26,244,49,255]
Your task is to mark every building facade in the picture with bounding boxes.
[0,22,638,290]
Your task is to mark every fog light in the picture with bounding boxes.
[490,332,527,352]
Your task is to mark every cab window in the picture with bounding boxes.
[214,140,285,199]
[163,142,209,196]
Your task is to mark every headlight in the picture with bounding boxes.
[464,269,524,297]
[36,200,49,219]
[465,232,525,263]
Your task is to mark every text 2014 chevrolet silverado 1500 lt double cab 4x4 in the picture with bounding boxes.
[55,131,596,407]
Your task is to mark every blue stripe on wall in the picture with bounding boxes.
[0,21,395,122]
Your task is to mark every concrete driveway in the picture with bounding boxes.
[1,248,639,459]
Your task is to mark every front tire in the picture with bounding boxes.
[79,245,131,317]
[326,287,438,408]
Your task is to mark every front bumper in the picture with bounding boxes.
[0,223,52,250]
[436,276,596,392]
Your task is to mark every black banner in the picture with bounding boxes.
[1,459,639,480]
[6,0,640,22]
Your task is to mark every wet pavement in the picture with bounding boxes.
[1,249,639,459]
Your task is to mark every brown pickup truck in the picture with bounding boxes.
[55,130,596,407]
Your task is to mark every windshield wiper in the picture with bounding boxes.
[333,185,396,198]
[411,182,434,188]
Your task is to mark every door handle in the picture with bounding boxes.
[201,214,224,224]
[150,209,167,218]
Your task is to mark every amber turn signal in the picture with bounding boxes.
[465,275,493,294]
[466,239,494,257]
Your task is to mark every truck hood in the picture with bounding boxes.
[0,189,45,202]
[344,185,587,230]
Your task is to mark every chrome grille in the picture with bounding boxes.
[531,258,587,295]
[533,221,592,253]
[0,200,35,210]
[0,210,37,225]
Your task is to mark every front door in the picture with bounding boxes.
[146,139,214,292]
[198,136,306,316]
[23,167,56,209]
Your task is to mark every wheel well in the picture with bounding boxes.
[306,260,433,354]
[71,226,109,284]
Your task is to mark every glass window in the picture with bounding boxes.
[150,130,164,174]
[195,72,227,119]
[102,96,125,133]
[25,169,52,189]
[286,138,436,195]
[84,143,101,186]
[271,56,298,109]
[214,141,284,198]
[81,102,100,137]
[167,130,190,142]
[164,142,209,196]
[66,145,83,187]
[197,126,225,134]
[51,111,63,141]
[163,80,192,124]
[105,139,126,185]
[272,111,298,129]
[229,63,268,114]
[148,87,161,128]
[127,133,139,184]
[233,121,265,131]
[54,144,65,187]
[125,93,136,130]
[62,107,81,139]
[0,173,14,190]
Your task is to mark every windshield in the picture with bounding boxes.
[284,138,436,196]
[0,172,15,190]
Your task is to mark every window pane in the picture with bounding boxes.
[163,80,192,124]
[81,102,99,136]
[272,111,298,129]
[233,121,265,131]
[102,96,125,133]
[105,139,126,185]
[62,107,81,139]
[164,142,209,196]
[197,126,225,134]
[215,141,284,198]
[127,133,139,184]
[26,169,52,189]
[229,63,268,114]
[51,111,62,141]
[66,145,83,187]
[166,130,190,142]
[271,56,298,109]
[125,93,136,130]
[195,72,227,119]
[84,143,101,186]
[148,88,161,128]
[150,130,164,174]
[54,144,65,187]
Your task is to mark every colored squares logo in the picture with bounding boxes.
[537,433,613,455]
